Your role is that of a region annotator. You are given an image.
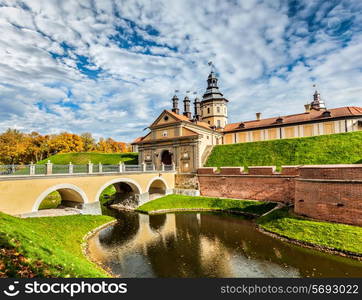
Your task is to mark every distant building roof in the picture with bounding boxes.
[224,106,362,133]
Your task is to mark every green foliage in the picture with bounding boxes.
[206,131,362,168]
[0,212,113,277]
[137,194,276,215]
[257,207,362,254]
[37,152,138,165]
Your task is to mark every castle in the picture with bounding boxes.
[132,72,362,172]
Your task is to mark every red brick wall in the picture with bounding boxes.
[299,165,362,180]
[295,165,362,226]
[197,165,362,226]
[197,167,296,203]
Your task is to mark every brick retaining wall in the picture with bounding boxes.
[197,164,362,226]
[197,166,297,204]
[295,165,362,226]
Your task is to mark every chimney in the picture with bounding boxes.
[183,96,192,119]
[256,112,261,120]
[193,98,201,121]
[171,95,179,114]
[304,104,311,113]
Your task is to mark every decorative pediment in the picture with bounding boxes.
[149,110,182,128]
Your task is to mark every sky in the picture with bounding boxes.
[0,0,361,142]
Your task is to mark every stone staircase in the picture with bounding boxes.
[201,145,214,166]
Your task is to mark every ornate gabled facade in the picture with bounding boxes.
[133,109,223,173]
[133,71,362,172]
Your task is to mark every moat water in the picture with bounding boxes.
[88,209,362,278]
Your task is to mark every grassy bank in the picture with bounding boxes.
[37,152,138,165]
[257,207,362,255]
[206,131,362,168]
[137,194,277,215]
[0,213,113,277]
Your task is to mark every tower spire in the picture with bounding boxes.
[200,66,229,129]
[310,85,326,110]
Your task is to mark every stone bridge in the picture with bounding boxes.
[0,168,175,216]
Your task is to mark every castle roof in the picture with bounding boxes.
[224,106,362,133]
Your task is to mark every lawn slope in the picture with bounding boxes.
[0,213,113,277]
[257,208,362,255]
[206,131,362,168]
[37,152,138,165]
[137,194,276,215]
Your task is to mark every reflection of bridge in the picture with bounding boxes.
[0,163,175,216]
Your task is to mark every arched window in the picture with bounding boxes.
[207,107,210,114]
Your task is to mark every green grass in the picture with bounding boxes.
[137,194,277,215]
[37,152,138,165]
[38,191,62,210]
[99,185,116,206]
[257,207,362,254]
[0,212,113,277]
[206,131,362,168]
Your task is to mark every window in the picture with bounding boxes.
[267,128,277,140]
[303,125,313,137]
[217,120,221,128]
[252,131,261,141]
[284,127,294,138]
[217,106,220,113]
[163,116,169,121]
[324,122,334,134]
[208,121,211,124]
[207,107,210,114]
[162,131,168,137]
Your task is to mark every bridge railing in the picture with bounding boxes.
[0,161,175,177]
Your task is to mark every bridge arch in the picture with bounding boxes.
[147,176,169,200]
[95,178,143,207]
[32,184,89,212]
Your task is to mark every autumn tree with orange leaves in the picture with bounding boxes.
[0,129,129,164]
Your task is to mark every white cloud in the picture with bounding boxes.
[0,0,361,142]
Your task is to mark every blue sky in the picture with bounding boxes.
[0,0,361,142]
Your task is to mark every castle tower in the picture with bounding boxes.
[201,71,228,128]
[171,95,179,114]
[183,96,192,119]
[310,90,326,110]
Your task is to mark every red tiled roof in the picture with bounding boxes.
[165,110,213,130]
[224,106,362,132]
[132,136,144,144]
[166,110,192,122]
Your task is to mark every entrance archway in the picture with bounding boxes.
[161,150,172,165]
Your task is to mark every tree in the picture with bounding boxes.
[0,129,28,164]
[80,132,96,152]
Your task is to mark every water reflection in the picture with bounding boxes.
[88,211,362,278]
